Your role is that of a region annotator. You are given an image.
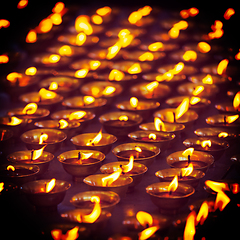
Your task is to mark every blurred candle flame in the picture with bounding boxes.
[224,8,235,20]
[22,103,38,115]
[108,69,125,81]
[39,133,48,144]
[217,59,229,75]
[46,178,56,193]
[101,168,122,186]
[168,175,178,193]
[122,155,134,173]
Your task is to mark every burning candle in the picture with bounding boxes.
[112,61,151,74]
[206,114,240,129]
[189,73,229,86]
[33,53,70,67]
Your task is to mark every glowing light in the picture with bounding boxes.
[182,50,197,62]
[202,74,213,84]
[89,60,101,70]
[75,69,89,78]
[58,119,68,129]
[192,86,204,96]
[183,211,196,240]
[214,191,230,211]
[106,42,121,59]
[119,115,128,121]
[51,226,79,240]
[7,165,15,171]
[196,201,209,225]
[91,15,103,25]
[0,182,4,192]
[233,91,240,110]
[22,103,38,115]
[182,148,194,158]
[224,8,235,20]
[75,16,93,35]
[25,67,37,76]
[102,86,116,96]
[76,32,87,46]
[205,180,230,193]
[218,132,228,138]
[128,11,142,24]
[83,96,95,105]
[86,129,103,146]
[148,42,163,51]
[46,178,56,193]
[39,133,48,145]
[181,163,193,177]
[168,27,179,39]
[0,55,9,64]
[32,145,46,160]
[136,211,153,227]
[139,226,159,240]
[39,88,57,100]
[42,54,61,64]
[175,98,189,120]
[38,18,53,33]
[17,0,28,9]
[6,117,23,126]
[201,140,211,148]
[0,19,10,29]
[26,30,37,43]
[52,2,65,13]
[130,97,138,108]
[168,175,178,193]
[59,45,72,56]
[197,42,211,53]
[101,168,122,186]
[225,114,239,124]
[68,111,86,121]
[154,117,166,131]
[49,82,58,91]
[108,69,125,81]
[190,97,201,105]
[138,52,154,61]
[96,6,112,16]
[122,155,134,173]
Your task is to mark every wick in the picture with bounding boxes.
[119,164,125,174]
[169,190,172,195]
[179,171,183,179]
[173,112,176,123]
[30,150,34,161]
[146,223,149,228]
[223,115,227,125]
[78,152,81,160]
[188,155,191,165]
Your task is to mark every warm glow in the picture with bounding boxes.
[224,8,235,20]
[135,147,142,153]
[75,69,89,78]
[46,178,56,193]
[0,19,10,29]
[192,86,204,96]
[146,81,159,92]
[89,60,101,70]
[75,16,93,35]
[83,96,95,105]
[182,50,197,62]
[218,132,228,138]
[182,148,194,157]
[148,133,157,140]
[168,27,179,39]
[22,103,38,115]
[184,211,196,240]
[130,97,138,108]
[96,6,112,16]
[58,45,72,56]
[122,155,134,173]
[48,82,58,91]
[108,69,125,81]
[25,66,37,76]
[68,111,86,121]
[196,201,209,225]
[127,63,142,74]
[226,114,239,124]
[217,59,229,75]
[51,226,79,240]
[175,98,189,120]
[138,52,154,61]
[190,97,201,105]
[202,74,213,84]
[168,175,178,193]
[52,2,65,13]
[50,13,62,25]
[138,6,152,16]
[148,42,163,51]
[39,88,57,100]
[39,133,48,145]
[128,11,142,24]
[235,50,240,60]
[181,163,193,177]
[26,30,37,43]
[139,226,159,240]
[32,145,46,160]
[43,54,61,64]
[0,182,4,192]
[101,168,122,186]
[201,140,211,148]
[6,117,23,126]
[76,32,87,46]
[233,91,240,110]
[136,211,153,227]
[91,15,103,25]
[154,117,166,131]
[173,62,184,74]
[215,191,230,211]
[38,18,53,33]
[6,72,23,82]
[86,129,103,146]
[119,115,128,121]
[205,180,229,193]
[106,42,121,59]
[197,42,211,53]
[58,119,68,129]
[102,86,116,96]
[7,165,15,171]
[0,54,9,64]
[189,7,199,17]
[174,20,188,30]
[180,10,189,19]
[118,29,131,38]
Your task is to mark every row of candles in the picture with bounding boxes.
[1,3,240,240]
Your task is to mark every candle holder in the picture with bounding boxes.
[201,63,238,77]
[58,150,105,182]
[87,48,127,60]
[112,61,152,73]
[20,128,67,154]
[47,44,87,57]
[206,114,240,129]
[139,41,179,52]
[98,37,141,48]
[112,142,160,167]
[105,27,146,38]
[0,164,39,186]
[70,191,120,213]
[130,82,171,100]
[99,111,143,138]
[146,182,195,214]
[83,174,133,198]
[100,161,148,191]
[157,64,198,76]
[62,96,107,114]
[128,130,175,152]
[7,150,54,176]
[122,50,166,61]
[20,179,71,212]
[166,150,214,172]
[183,137,229,160]
[71,133,117,155]
[155,168,205,188]
[215,102,240,114]
[177,82,219,98]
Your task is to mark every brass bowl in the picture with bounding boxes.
[112,142,160,167]
[206,114,240,128]
[21,179,71,211]
[70,190,120,213]
[20,128,67,153]
[58,150,105,182]
[71,133,117,155]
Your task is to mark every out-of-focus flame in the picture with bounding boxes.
[83,96,95,105]
[128,11,142,24]
[180,7,199,18]
[173,62,184,74]
[86,129,102,146]
[196,201,209,225]
[25,67,37,76]
[148,42,163,51]
[0,54,9,64]
[175,20,188,30]
[118,33,134,48]
[168,27,179,39]
[190,96,201,105]
[148,133,157,140]
[6,72,23,83]
[181,163,193,177]
[130,97,138,108]
[182,50,197,62]
[76,32,87,46]
[89,60,101,70]
[119,115,128,121]
[17,0,28,9]
[205,180,229,193]
[202,74,213,84]
[26,29,37,43]
[91,15,103,25]
[146,81,159,92]
[50,13,62,25]
[0,182,4,192]
[39,133,48,144]
[6,117,23,126]
[189,7,199,17]
[75,69,88,78]
[101,168,122,186]
[106,42,121,59]
[22,103,38,115]
[46,178,56,193]
[208,20,224,39]
[224,8,235,20]
[215,191,230,211]
[122,155,134,173]
[217,59,229,75]
[201,140,211,148]
[43,54,61,64]
[175,98,189,120]
[182,148,194,158]
[218,132,228,138]
[138,52,154,61]
[39,88,57,100]
[108,69,125,81]
[136,211,153,228]
[32,145,46,160]
[154,117,166,131]
[0,19,10,29]
[128,63,142,74]
[52,2,65,13]
[77,152,94,164]
[58,119,68,129]
[37,18,53,33]
[233,91,240,110]
[135,146,142,153]
[139,226,159,240]
[225,114,239,124]
[96,6,112,16]
[7,165,15,171]
[51,226,79,240]
[235,50,240,60]
[168,175,178,193]
[75,16,93,35]
[197,42,211,53]
[68,111,86,121]
[59,45,72,56]
[183,211,196,240]
[192,86,204,96]
[102,86,116,96]
[49,82,58,91]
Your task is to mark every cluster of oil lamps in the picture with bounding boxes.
[1,2,240,240]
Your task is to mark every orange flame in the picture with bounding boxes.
[6,72,23,83]
[101,168,122,186]
[58,119,69,129]
[119,115,128,121]
[189,7,199,17]
[75,68,88,78]
[7,165,15,171]
[22,103,38,115]
[75,16,93,35]
[0,19,10,29]
[181,163,193,177]
[68,111,86,121]
[148,133,157,140]
[197,42,211,53]
[201,140,211,148]
[32,145,46,160]
[76,32,87,46]
[106,42,121,59]
[52,2,65,13]
[233,91,240,110]
[96,6,112,16]
[196,201,209,225]
[49,82,58,90]
[0,182,4,192]
[136,211,153,227]
[182,148,194,158]
[202,74,213,84]
[118,33,134,48]
[50,13,62,25]
[89,60,101,70]
[130,97,138,108]
[154,117,166,131]
[122,155,134,173]
[108,69,125,81]
[190,97,201,105]
[148,42,163,51]
[217,59,229,75]
[46,178,56,193]
[180,7,199,18]
[173,62,184,74]
[146,81,159,92]
[215,191,230,211]
[86,129,102,146]
[17,0,28,9]
[128,63,142,74]
[205,180,229,193]
[39,133,48,144]
[175,98,189,120]
[37,18,53,33]
[192,86,204,96]
[174,20,188,30]
[83,96,95,105]
[135,147,142,153]
[225,115,239,124]
[0,55,9,64]
[102,86,116,96]
[138,52,154,61]
[59,45,72,56]
[224,8,235,20]
[183,211,196,240]
[182,50,197,62]
[168,27,179,39]
[208,20,224,39]
[25,67,37,76]
[218,132,228,138]
[91,15,103,25]
[128,11,142,24]
[6,117,23,126]
[51,226,79,240]
[39,88,57,100]
[235,50,240,60]
[139,226,159,240]
[42,54,61,64]
[168,175,178,193]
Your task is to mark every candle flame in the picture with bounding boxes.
[119,115,128,121]
[196,201,209,225]
[146,81,159,92]
[183,211,196,240]
[197,42,211,53]
[128,63,142,74]
[202,74,213,84]
[135,147,142,153]
[217,59,229,75]
[205,180,230,193]
[181,163,193,177]
[128,11,142,24]
[49,82,58,90]
[233,91,240,110]
[106,42,121,59]
[76,32,87,46]
[22,103,38,115]
[91,15,103,25]
[59,45,72,56]
[0,182,4,192]
[175,98,189,120]
[39,133,48,144]
[138,52,154,61]
[89,60,101,70]
[189,97,201,105]
[192,86,204,96]
[224,8,235,20]
[75,69,89,78]
[102,86,116,96]
[68,111,86,121]
[139,226,159,240]
[218,132,228,138]
[201,140,211,148]
[136,211,153,228]
[168,27,179,39]
[7,165,15,171]
[182,148,194,157]
[225,114,239,124]
[0,19,10,29]
[96,6,112,16]
[148,133,157,140]
[0,55,9,64]
[154,117,166,131]
[43,54,61,64]
[51,226,79,240]
[101,168,122,186]
[32,145,46,160]
[167,175,178,193]
[86,129,102,146]
[58,119,68,129]
[108,69,125,81]
[208,20,224,39]
[75,16,93,35]
[6,72,23,83]
[182,50,197,62]
[122,155,134,173]
[39,88,57,100]
[38,18,53,33]
[46,178,56,193]
[215,191,230,211]
[83,96,95,105]
[180,7,199,18]
[6,117,23,126]
[148,42,163,51]
[25,67,37,76]
[130,97,138,108]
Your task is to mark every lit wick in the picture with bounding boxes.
[119,164,125,174]
[173,112,176,123]
[188,154,191,165]
[31,149,34,161]
[223,115,227,125]
[78,152,81,160]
